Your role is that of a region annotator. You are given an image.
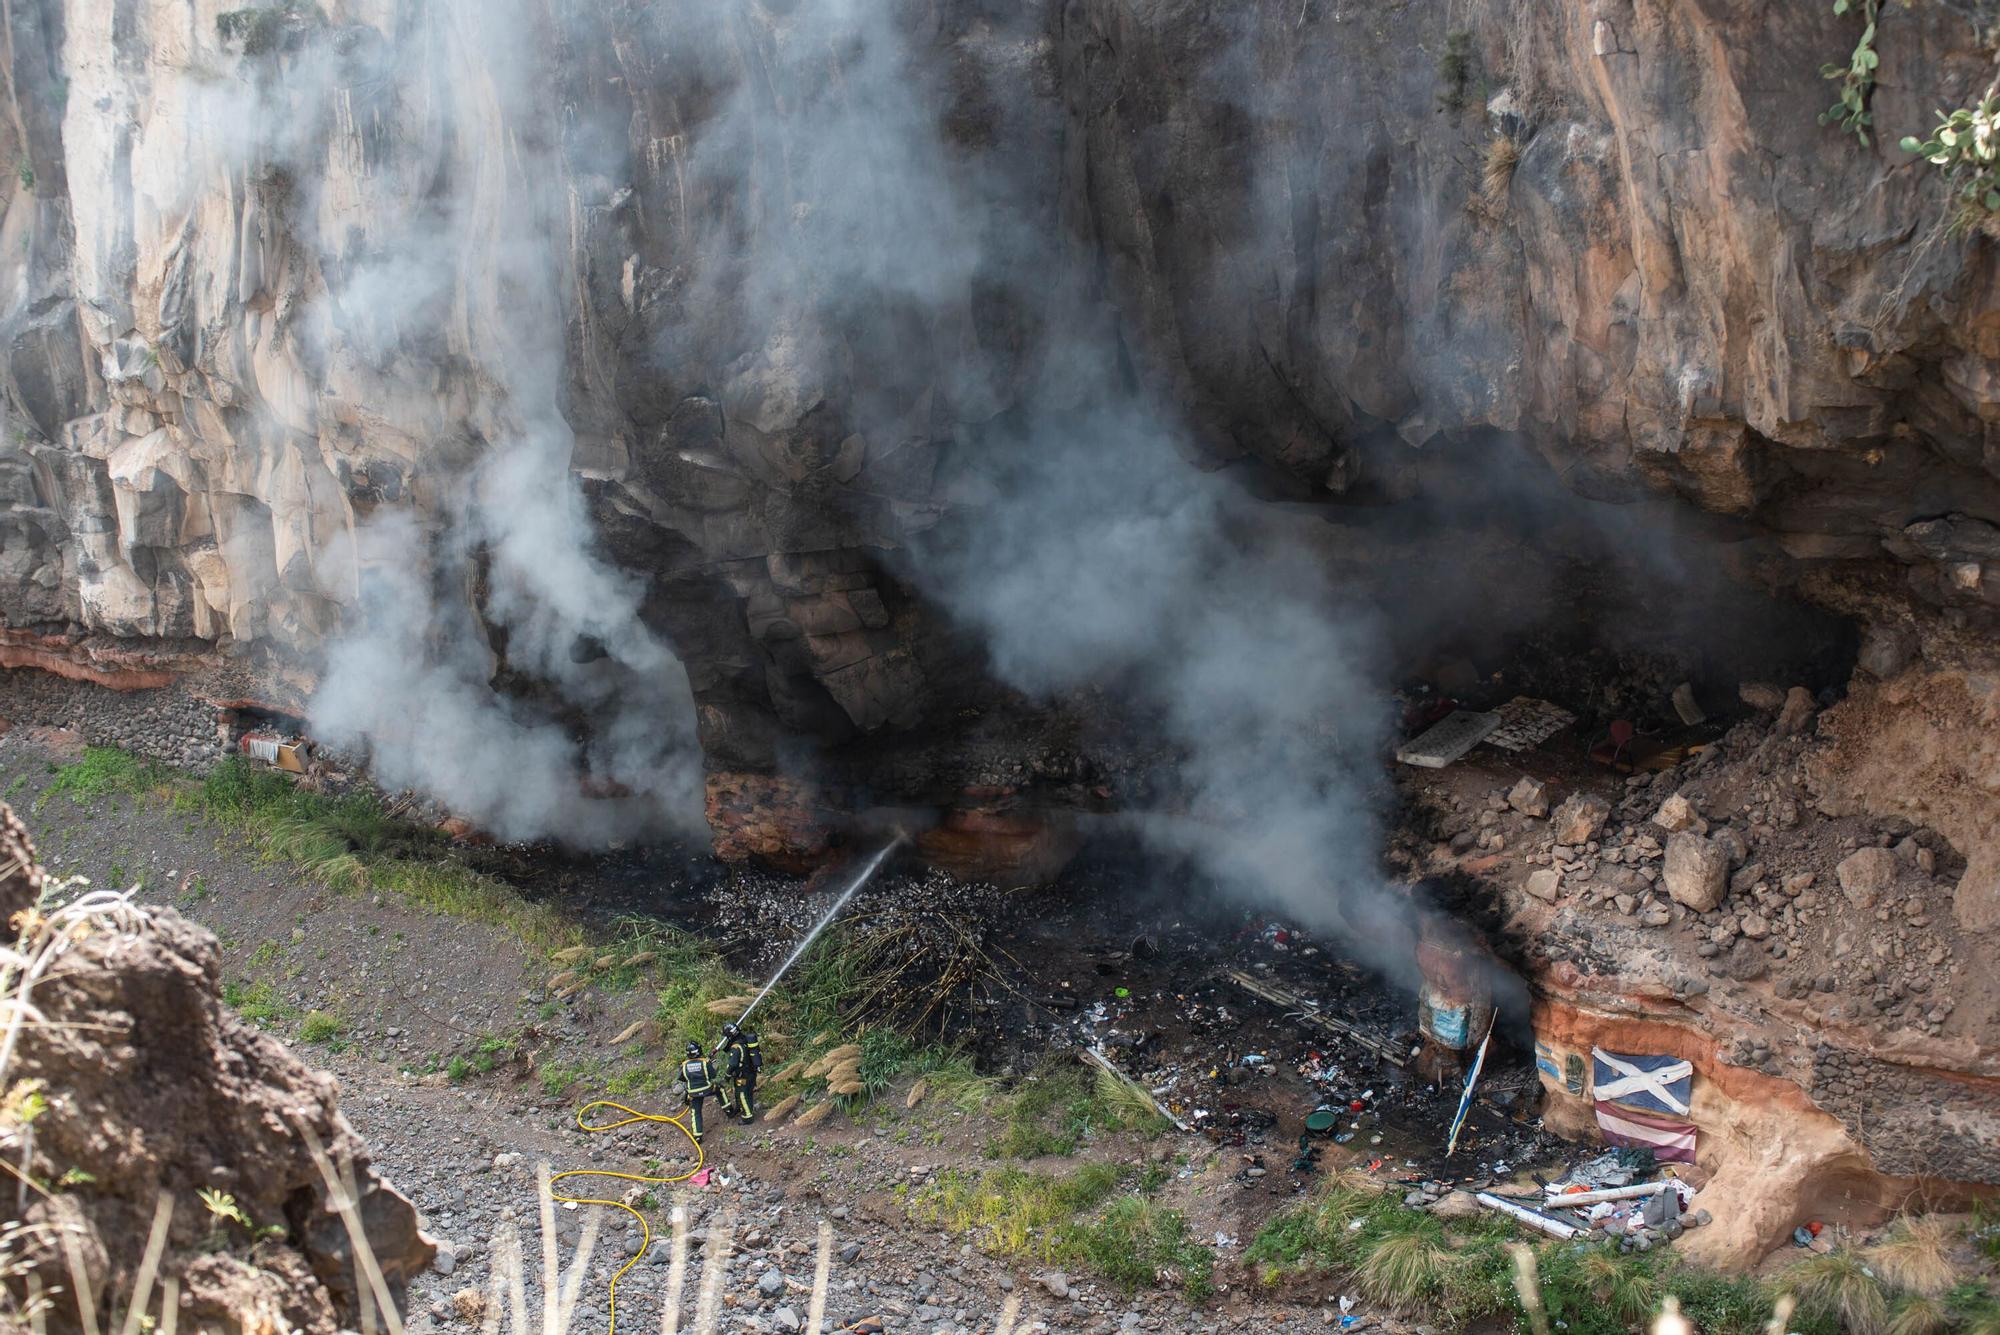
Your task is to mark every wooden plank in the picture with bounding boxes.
[1225,970,1409,1068]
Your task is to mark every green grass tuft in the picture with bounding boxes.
[988,1059,1160,1159]
[38,747,169,809]
[222,978,293,1028]
[298,1009,346,1044]
[1866,1216,1959,1298]
[1067,1194,1213,1298]
[1354,1217,1458,1310]
[1785,1249,1889,1335]
[915,1165,1208,1298]
[1888,1293,1953,1335]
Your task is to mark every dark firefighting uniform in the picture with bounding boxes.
[721,1029,762,1121]
[679,1054,719,1140]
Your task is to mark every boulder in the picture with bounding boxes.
[1720,939,1769,981]
[1664,832,1730,911]
[1524,869,1563,902]
[1740,683,1788,712]
[1836,847,1898,908]
[1653,793,1696,833]
[1551,793,1610,846]
[3,853,432,1334]
[1775,687,1819,737]
[1507,776,1550,818]
[1857,623,1917,680]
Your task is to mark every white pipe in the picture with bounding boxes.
[1476,1193,1581,1239]
[1543,1182,1670,1207]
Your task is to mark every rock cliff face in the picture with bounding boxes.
[3,0,1999,856]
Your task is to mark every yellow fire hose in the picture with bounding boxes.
[547,1100,706,1335]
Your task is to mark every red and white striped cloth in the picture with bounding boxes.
[1593,1101,1698,1164]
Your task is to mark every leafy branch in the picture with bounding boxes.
[1821,0,1882,144]
[1900,89,2000,228]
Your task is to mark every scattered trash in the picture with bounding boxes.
[1484,696,1577,752]
[238,731,308,773]
[1589,719,1711,772]
[1228,970,1409,1067]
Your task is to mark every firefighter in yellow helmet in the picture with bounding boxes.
[679,1041,719,1142]
[719,1022,762,1123]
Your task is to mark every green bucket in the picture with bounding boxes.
[1304,1110,1339,1134]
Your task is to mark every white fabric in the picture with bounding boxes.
[1590,1048,1693,1114]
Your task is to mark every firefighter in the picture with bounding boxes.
[678,1041,719,1142]
[719,1022,762,1123]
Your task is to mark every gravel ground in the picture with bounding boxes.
[0,726,1392,1335]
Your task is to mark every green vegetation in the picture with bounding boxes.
[1789,1249,1891,1333]
[221,978,292,1028]
[1820,0,1880,144]
[1437,31,1475,114]
[538,1060,599,1098]
[1972,1200,2000,1264]
[185,756,578,949]
[989,1061,1166,1159]
[297,1009,346,1044]
[1901,96,2000,236]
[1945,1282,2000,1335]
[1066,1194,1213,1298]
[916,1163,1209,1298]
[1247,1175,1831,1335]
[647,935,747,1048]
[14,160,32,192]
[38,747,168,810]
[460,1033,516,1076]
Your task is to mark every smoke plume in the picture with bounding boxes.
[196,0,709,842]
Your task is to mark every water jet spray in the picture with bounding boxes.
[726,832,907,1034]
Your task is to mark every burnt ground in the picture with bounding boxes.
[9,659,1993,1335]
[0,725,1576,1335]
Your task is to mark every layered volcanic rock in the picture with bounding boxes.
[0,0,1996,861]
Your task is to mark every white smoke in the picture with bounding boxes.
[235,0,712,843]
[619,0,1450,968]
